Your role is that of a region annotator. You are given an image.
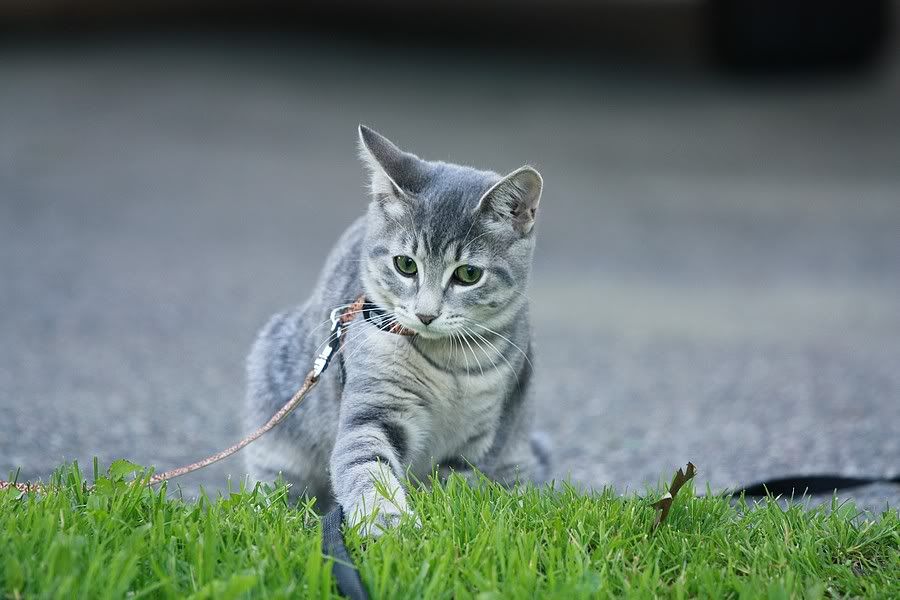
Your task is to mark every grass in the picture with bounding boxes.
[1,462,898,599]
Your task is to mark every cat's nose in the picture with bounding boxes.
[416,313,438,325]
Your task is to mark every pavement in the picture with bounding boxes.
[2,37,898,513]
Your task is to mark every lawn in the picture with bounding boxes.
[1,462,898,599]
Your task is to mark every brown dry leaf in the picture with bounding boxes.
[650,462,697,533]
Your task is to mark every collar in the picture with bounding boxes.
[340,295,415,337]
[316,295,414,378]
[362,298,416,336]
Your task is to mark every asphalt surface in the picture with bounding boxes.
[2,38,899,513]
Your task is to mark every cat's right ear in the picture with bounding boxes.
[357,125,424,205]
[476,166,543,235]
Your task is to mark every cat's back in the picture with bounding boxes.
[311,216,368,310]
[242,216,370,495]
[245,217,368,417]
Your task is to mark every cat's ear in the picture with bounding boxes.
[476,166,543,235]
[357,124,425,203]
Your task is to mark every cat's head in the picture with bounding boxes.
[358,125,542,340]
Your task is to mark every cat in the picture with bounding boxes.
[244,125,548,535]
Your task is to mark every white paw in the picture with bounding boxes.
[345,493,414,538]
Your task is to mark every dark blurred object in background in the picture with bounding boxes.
[2,1,895,73]
[709,0,893,71]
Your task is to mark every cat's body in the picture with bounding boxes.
[244,126,547,534]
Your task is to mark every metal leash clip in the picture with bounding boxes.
[313,307,344,379]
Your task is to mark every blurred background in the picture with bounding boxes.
[2,1,898,511]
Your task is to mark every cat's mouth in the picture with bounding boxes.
[395,318,445,339]
[375,300,455,340]
[391,310,449,340]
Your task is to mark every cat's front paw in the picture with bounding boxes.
[344,493,414,538]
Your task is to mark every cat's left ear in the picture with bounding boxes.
[476,166,543,235]
[357,124,426,202]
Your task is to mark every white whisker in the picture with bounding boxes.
[465,326,521,392]
[336,315,399,360]
[460,214,479,252]
[337,317,399,364]
[310,311,389,356]
[462,318,534,371]
[459,331,484,377]
[340,323,386,364]
[455,332,472,398]
[303,302,369,341]
[462,327,499,374]
[461,229,493,253]
[445,329,456,371]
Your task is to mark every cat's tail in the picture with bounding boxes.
[530,431,552,484]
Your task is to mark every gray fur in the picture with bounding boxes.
[244,125,547,535]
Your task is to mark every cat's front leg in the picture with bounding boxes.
[330,400,413,537]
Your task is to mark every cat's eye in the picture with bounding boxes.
[453,264,483,285]
[393,255,418,276]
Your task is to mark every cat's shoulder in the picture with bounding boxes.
[319,216,366,274]
[311,215,368,310]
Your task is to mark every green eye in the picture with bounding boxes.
[393,255,418,276]
[453,264,483,285]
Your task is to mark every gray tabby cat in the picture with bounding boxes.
[244,125,548,535]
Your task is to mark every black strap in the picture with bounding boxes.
[322,506,370,600]
[361,299,396,332]
[737,474,900,497]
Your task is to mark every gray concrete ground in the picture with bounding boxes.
[2,38,898,513]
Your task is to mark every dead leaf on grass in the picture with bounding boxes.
[650,462,697,533]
